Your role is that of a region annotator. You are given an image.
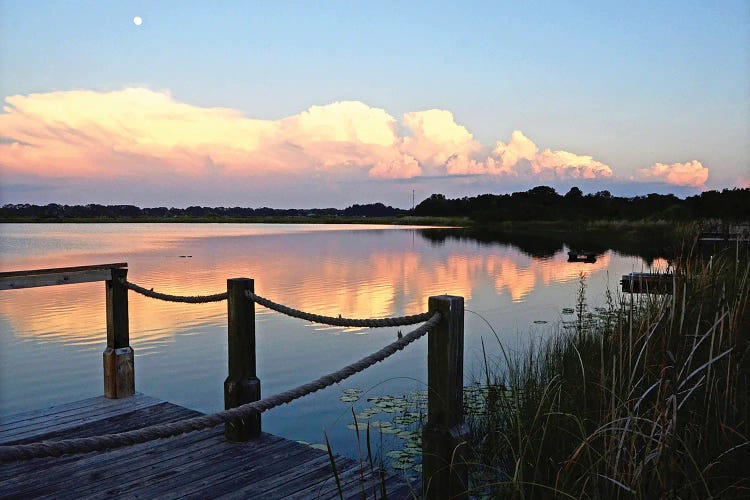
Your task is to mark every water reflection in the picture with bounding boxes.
[421,226,674,264]
[1,229,619,345]
[1,224,669,458]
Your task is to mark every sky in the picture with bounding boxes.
[1,1,748,208]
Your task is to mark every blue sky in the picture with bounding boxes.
[1,1,748,207]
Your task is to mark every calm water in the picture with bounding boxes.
[0,223,664,458]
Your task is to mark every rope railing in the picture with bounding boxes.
[119,278,228,303]
[0,312,440,462]
[118,277,433,327]
[246,291,433,327]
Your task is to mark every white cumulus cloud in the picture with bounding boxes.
[634,160,709,187]
[0,87,705,191]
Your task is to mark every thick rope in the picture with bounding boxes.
[246,291,433,327]
[0,312,440,462]
[120,278,227,303]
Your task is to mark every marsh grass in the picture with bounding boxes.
[466,238,750,498]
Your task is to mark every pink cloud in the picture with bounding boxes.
[0,87,699,189]
[634,160,709,187]
[492,130,613,179]
[401,109,480,167]
[368,154,422,179]
[493,130,538,170]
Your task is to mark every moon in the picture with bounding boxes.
[133,16,143,26]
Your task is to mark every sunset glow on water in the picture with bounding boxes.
[0,223,665,458]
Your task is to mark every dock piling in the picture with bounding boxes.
[103,267,135,398]
[224,277,261,441]
[423,295,469,499]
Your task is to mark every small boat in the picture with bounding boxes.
[568,251,597,263]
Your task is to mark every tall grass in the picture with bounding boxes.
[466,238,750,498]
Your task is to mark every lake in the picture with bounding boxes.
[0,223,665,460]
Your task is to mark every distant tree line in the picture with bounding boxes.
[0,202,406,221]
[2,187,748,222]
[414,186,750,222]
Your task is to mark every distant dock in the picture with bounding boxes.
[698,232,749,244]
[621,272,674,294]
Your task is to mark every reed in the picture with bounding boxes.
[466,237,750,498]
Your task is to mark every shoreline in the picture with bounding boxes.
[0,215,468,226]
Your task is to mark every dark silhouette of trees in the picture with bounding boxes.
[1,187,748,222]
[413,187,749,222]
[0,202,405,221]
[342,203,401,217]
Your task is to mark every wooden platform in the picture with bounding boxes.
[0,394,417,499]
[620,272,674,294]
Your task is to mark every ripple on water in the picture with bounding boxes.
[0,224,655,460]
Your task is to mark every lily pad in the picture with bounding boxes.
[346,422,370,431]
[367,420,392,429]
[392,415,418,426]
[391,455,415,470]
[379,426,400,434]
[375,398,406,409]
[339,395,360,403]
[380,405,402,413]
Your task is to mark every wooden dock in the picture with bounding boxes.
[1,264,469,497]
[0,394,416,499]
[620,272,674,294]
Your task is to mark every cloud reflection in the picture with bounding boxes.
[1,228,613,345]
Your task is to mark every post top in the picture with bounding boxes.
[428,295,464,307]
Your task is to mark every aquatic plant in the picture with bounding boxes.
[463,237,750,498]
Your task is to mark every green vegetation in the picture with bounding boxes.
[0,213,465,226]
[0,201,413,223]
[465,236,750,497]
[415,186,750,222]
[3,186,747,224]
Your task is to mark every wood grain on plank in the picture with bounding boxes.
[0,395,412,498]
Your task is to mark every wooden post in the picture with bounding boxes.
[423,295,469,499]
[103,267,135,398]
[224,278,261,441]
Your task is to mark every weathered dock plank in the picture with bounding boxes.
[0,395,416,498]
[140,443,327,499]
[0,397,170,444]
[0,393,160,430]
[0,263,127,291]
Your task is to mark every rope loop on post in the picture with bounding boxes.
[0,312,440,462]
[246,291,433,327]
[119,278,228,303]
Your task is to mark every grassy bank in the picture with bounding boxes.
[466,236,750,497]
